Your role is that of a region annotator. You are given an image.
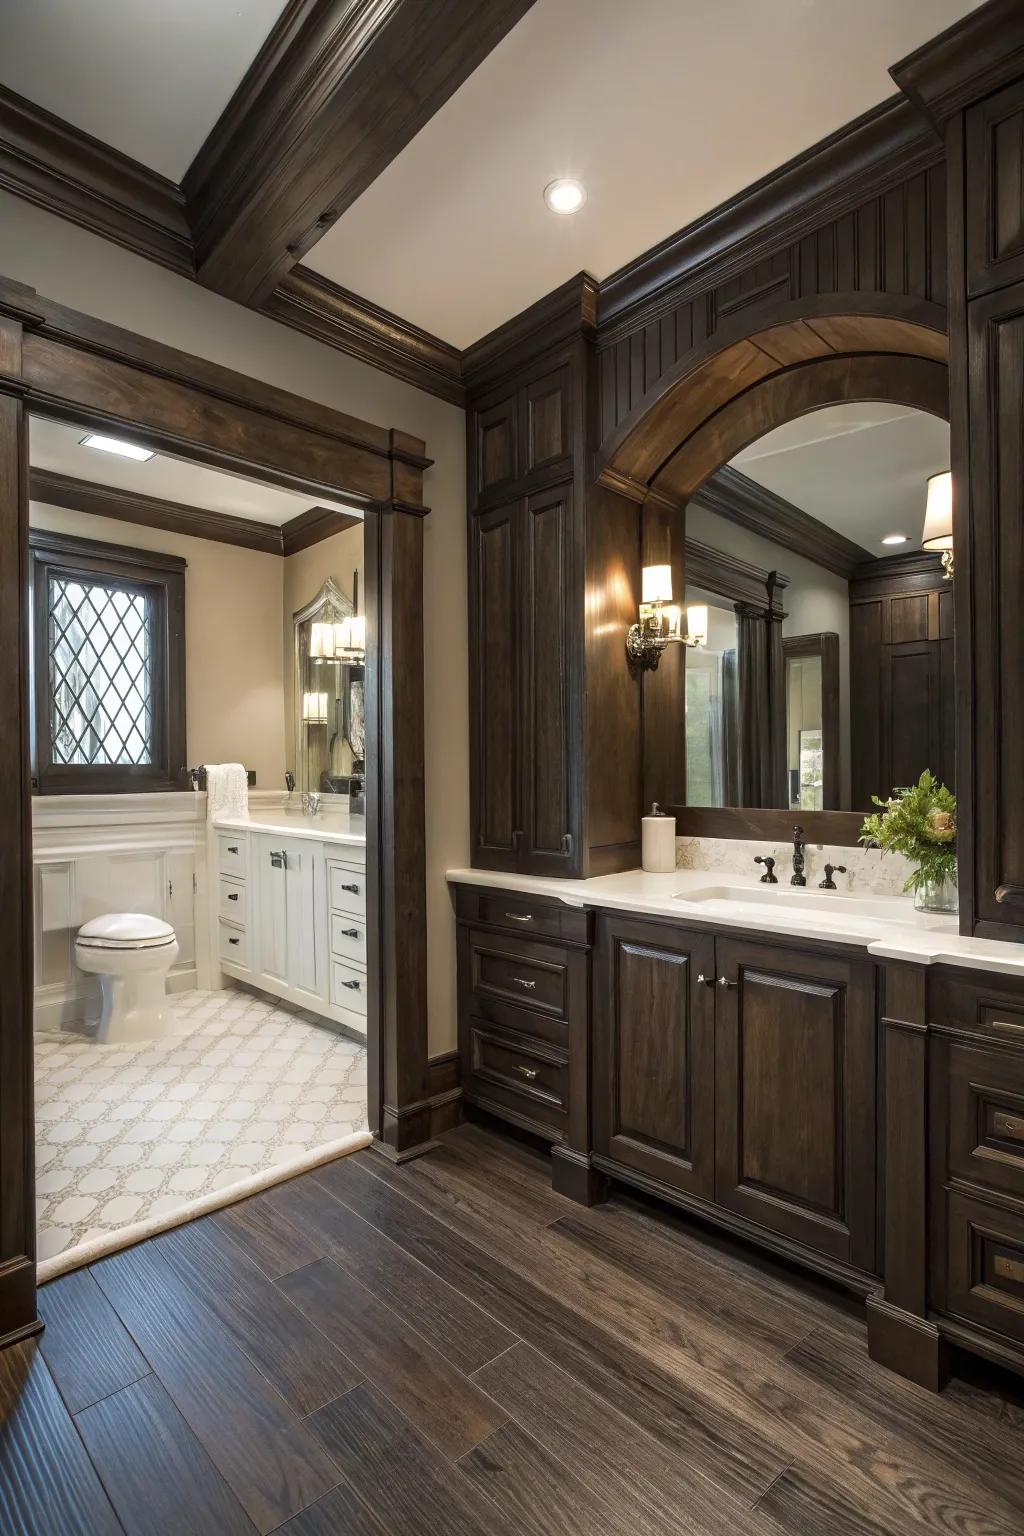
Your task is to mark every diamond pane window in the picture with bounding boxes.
[30,528,186,794]
[48,576,154,766]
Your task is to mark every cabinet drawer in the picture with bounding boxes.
[218,875,247,922]
[330,913,367,965]
[466,1019,568,1133]
[929,971,1024,1045]
[942,1039,1024,1201]
[329,864,366,917]
[943,1189,1024,1345]
[467,929,569,1019]
[218,833,248,878]
[332,960,368,1015]
[456,885,591,945]
[219,920,248,968]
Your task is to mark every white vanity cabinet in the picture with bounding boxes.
[217,822,366,1039]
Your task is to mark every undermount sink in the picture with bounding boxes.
[674,884,915,922]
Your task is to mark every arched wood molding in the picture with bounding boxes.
[597,294,949,502]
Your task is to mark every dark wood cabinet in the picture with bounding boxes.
[965,77,1024,297]
[713,936,877,1271]
[592,913,715,1197]
[469,486,577,875]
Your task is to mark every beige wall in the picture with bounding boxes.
[283,522,364,778]
[4,191,468,1055]
[29,502,288,789]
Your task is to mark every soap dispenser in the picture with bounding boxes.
[642,803,677,873]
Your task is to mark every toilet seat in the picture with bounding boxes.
[77,913,176,950]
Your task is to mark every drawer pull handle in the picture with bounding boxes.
[718,976,737,989]
[227,845,239,854]
[340,928,361,939]
[994,1111,1024,1142]
[513,1065,538,1081]
[994,1254,1024,1284]
[341,882,360,894]
[696,973,716,987]
[505,912,533,923]
[992,1017,1024,1035]
[270,850,287,868]
[228,937,240,947]
[227,891,239,901]
[342,979,362,991]
[513,977,537,990]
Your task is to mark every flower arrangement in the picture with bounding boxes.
[860,770,957,906]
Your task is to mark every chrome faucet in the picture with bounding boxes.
[301,791,321,817]
[791,825,806,886]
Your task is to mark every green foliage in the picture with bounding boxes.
[860,770,957,893]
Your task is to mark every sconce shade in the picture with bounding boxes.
[336,614,367,659]
[922,471,953,551]
[642,564,673,604]
[686,604,709,647]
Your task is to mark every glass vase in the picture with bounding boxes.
[913,864,958,914]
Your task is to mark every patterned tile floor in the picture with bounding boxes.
[35,985,367,1262]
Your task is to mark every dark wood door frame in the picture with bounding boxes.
[599,295,951,848]
[0,276,434,1348]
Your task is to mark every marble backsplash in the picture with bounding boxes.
[675,836,917,896]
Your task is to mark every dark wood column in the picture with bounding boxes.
[0,310,38,1348]
[640,495,686,811]
[364,433,433,1160]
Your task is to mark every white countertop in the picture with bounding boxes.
[446,865,1024,977]
[216,813,367,849]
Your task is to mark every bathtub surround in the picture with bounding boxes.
[35,984,368,1275]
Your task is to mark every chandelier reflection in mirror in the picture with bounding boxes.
[294,573,365,795]
[626,565,708,671]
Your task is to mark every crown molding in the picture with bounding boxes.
[596,95,942,340]
[686,534,789,612]
[29,468,285,554]
[693,465,873,581]
[850,547,946,588]
[183,0,539,306]
[280,501,363,555]
[265,266,465,406]
[891,0,1024,128]
[0,85,193,276]
[462,271,599,392]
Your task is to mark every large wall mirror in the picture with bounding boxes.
[293,575,366,797]
[680,401,952,814]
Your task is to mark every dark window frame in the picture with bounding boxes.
[28,528,186,795]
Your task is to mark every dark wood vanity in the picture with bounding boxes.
[454,878,1024,1390]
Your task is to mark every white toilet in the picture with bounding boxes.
[75,913,179,1044]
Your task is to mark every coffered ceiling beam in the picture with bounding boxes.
[184,0,538,307]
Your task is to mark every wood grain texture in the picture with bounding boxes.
[75,1374,258,1536]
[93,1242,341,1533]
[36,1267,149,1415]
[278,1256,505,1459]
[0,1341,121,1535]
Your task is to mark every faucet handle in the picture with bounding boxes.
[754,855,778,884]
[818,863,848,890]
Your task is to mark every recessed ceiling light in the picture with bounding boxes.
[80,433,155,462]
[543,178,586,215]
[882,533,909,545]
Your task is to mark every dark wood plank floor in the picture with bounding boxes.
[3,1119,1024,1535]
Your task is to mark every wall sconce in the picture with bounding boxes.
[922,470,954,578]
[626,565,708,670]
[309,570,366,662]
[302,690,329,724]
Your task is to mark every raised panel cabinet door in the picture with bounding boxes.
[592,913,716,1196]
[255,835,288,985]
[881,640,941,799]
[469,501,522,869]
[714,937,876,1272]
[966,78,1024,297]
[283,838,322,1003]
[967,282,1024,934]
[474,392,519,502]
[519,484,579,876]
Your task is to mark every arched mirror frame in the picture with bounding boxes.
[598,294,951,846]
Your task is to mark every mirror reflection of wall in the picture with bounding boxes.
[681,402,952,813]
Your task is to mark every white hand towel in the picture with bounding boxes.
[204,763,248,822]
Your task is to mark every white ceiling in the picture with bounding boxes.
[29,417,360,528]
[0,0,286,181]
[731,403,951,554]
[306,0,980,346]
